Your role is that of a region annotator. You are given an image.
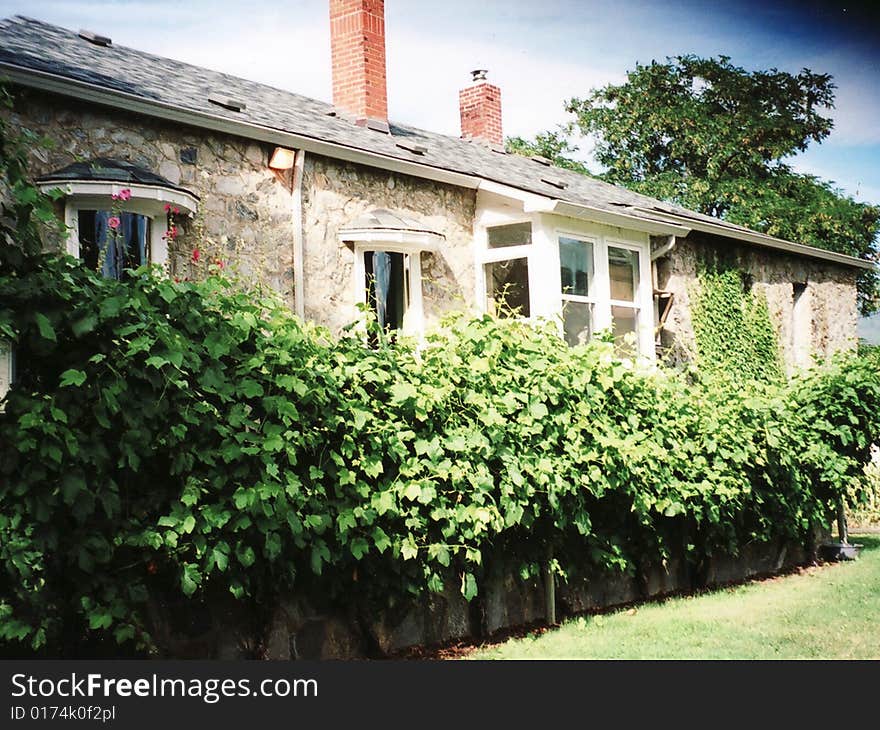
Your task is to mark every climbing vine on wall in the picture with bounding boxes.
[690,266,783,385]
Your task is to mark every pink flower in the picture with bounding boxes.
[119,188,132,201]
[172,207,180,215]
[111,193,119,201]
[107,216,121,229]
[191,248,201,262]
[215,259,225,269]
[164,203,172,213]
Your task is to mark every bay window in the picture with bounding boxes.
[36,158,200,278]
[340,209,443,338]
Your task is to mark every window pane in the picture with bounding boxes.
[487,222,532,249]
[611,305,639,355]
[562,300,593,346]
[78,210,150,280]
[608,246,639,302]
[78,210,100,272]
[559,237,594,297]
[364,250,408,331]
[485,258,530,317]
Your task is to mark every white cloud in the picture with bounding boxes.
[387,33,623,137]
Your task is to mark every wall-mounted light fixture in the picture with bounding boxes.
[269,147,296,170]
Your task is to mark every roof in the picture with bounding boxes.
[340,209,443,236]
[36,157,197,196]
[0,15,872,270]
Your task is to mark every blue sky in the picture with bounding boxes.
[2,0,879,335]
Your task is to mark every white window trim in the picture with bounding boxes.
[477,215,537,320]
[557,232,600,346]
[474,213,655,358]
[604,237,654,358]
[551,227,654,359]
[347,237,436,337]
[558,231,600,305]
[37,180,199,270]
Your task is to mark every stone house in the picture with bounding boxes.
[0,1,871,372]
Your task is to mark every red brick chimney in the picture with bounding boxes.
[459,70,502,146]
[329,0,389,130]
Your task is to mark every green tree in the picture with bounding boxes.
[506,129,592,176]
[508,55,880,314]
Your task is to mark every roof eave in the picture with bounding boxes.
[0,61,481,192]
[540,199,691,237]
[4,61,875,272]
[635,207,876,270]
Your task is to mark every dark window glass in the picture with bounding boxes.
[485,258,530,317]
[364,250,408,332]
[487,222,532,249]
[559,237,594,297]
[78,210,150,280]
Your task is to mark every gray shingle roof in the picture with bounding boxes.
[0,15,871,269]
[37,157,198,196]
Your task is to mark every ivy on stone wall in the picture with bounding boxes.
[690,266,783,385]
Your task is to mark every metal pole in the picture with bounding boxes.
[543,552,556,625]
[837,498,849,546]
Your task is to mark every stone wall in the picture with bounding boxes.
[4,89,479,333]
[4,89,297,307]
[300,155,477,335]
[655,232,859,370]
[145,530,823,659]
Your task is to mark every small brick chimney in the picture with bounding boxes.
[329,0,389,130]
[459,70,502,146]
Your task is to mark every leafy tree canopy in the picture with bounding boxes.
[507,55,880,314]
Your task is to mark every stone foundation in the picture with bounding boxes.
[142,531,822,660]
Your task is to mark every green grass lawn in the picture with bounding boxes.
[468,535,880,659]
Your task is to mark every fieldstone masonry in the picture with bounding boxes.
[654,233,859,369]
[6,89,479,335]
[300,155,477,334]
[5,89,297,307]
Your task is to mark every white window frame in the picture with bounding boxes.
[37,181,199,270]
[552,227,654,359]
[557,232,599,346]
[605,237,652,355]
[478,217,536,321]
[339,224,441,338]
[352,240,426,337]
